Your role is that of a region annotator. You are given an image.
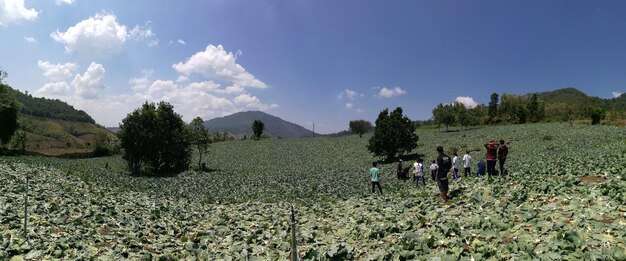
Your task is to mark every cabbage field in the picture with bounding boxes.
[1,123,625,260]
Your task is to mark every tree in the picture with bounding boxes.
[349,120,373,138]
[499,94,528,123]
[527,94,539,122]
[252,120,264,140]
[0,70,20,148]
[118,102,191,175]
[488,93,499,123]
[189,117,210,169]
[469,105,488,125]
[590,106,605,125]
[11,130,26,155]
[432,103,456,131]
[453,102,474,129]
[367,107,418,160]
[93,131,111,157]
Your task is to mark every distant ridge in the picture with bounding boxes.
[535,87,626,111]
[203,111,314,138]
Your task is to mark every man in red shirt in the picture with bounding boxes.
[484,141,500,177]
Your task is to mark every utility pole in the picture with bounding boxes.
[312,123,315,136]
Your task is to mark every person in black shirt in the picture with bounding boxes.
[436,146,452,203]
[396,159,403,180]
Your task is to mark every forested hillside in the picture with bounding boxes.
[431,87,626,129]
[11,89,95,123]
[1,84,112,155]
[539,88,626,122]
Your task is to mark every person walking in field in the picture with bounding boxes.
[498,140,508,176]
[484,141,500,177]
[396,159,403,180]
[370,162,383,195]
[429,160,438,181]
[463,150,472,177]
[452,152,460,179]
[436,146,452,203]
[413,159,426,188]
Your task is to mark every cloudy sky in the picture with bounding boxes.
[1,0,625,133]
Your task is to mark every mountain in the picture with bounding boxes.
[203,111,314,138]
[535,88,603,106]
[13,89,95,123]
[6,87,114,155]
[536,87,626,111]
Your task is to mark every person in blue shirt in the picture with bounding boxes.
[477,159,486,177]
[370,162,383,195]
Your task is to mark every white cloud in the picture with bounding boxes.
[129,79,276,122]
[51,13,126,57]
[38,81,71,96]
[38,60,78,81]
[55,0,75,5]
[613,91,623,98]
[50,13,156,57]
[147,39,159,47]
[377,86,406,98]
[346,103,353,109]
[176,75,189,83]
[455,96,478,108]
[177,39,186,45]
[146,80,177,98]
[356,108,365,113]
[129,22,155,41]
[128,69,154,90]
[337,89,363,100]
[234,93,278,110]
[0,0,37,26]
[183,81,244,94]
[172,44,267,89]
[24,36,36,43]
[71,62,106,99]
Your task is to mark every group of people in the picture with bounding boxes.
[369,140,509,203]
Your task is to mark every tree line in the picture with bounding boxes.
[12,88,95,123]
[432,93,547,130]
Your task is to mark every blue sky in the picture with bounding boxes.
[1,0,625,133]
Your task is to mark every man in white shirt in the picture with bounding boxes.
[463,150,472,177]
[413,159,426,188]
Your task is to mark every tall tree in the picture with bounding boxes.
[119,102,191,175]
[93,131,111,157]
[349,120,373,138]
[469,105,488,125]
[11,130,26,155]
[526,93,545,123]
[432,103,456,131]
[189,117,210,169]
[590,106,605,125]
[252,120,265,140]
[453,102,474,129]
[488,93,499,123]
[367,107,418,160]
[0,69,20,148]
